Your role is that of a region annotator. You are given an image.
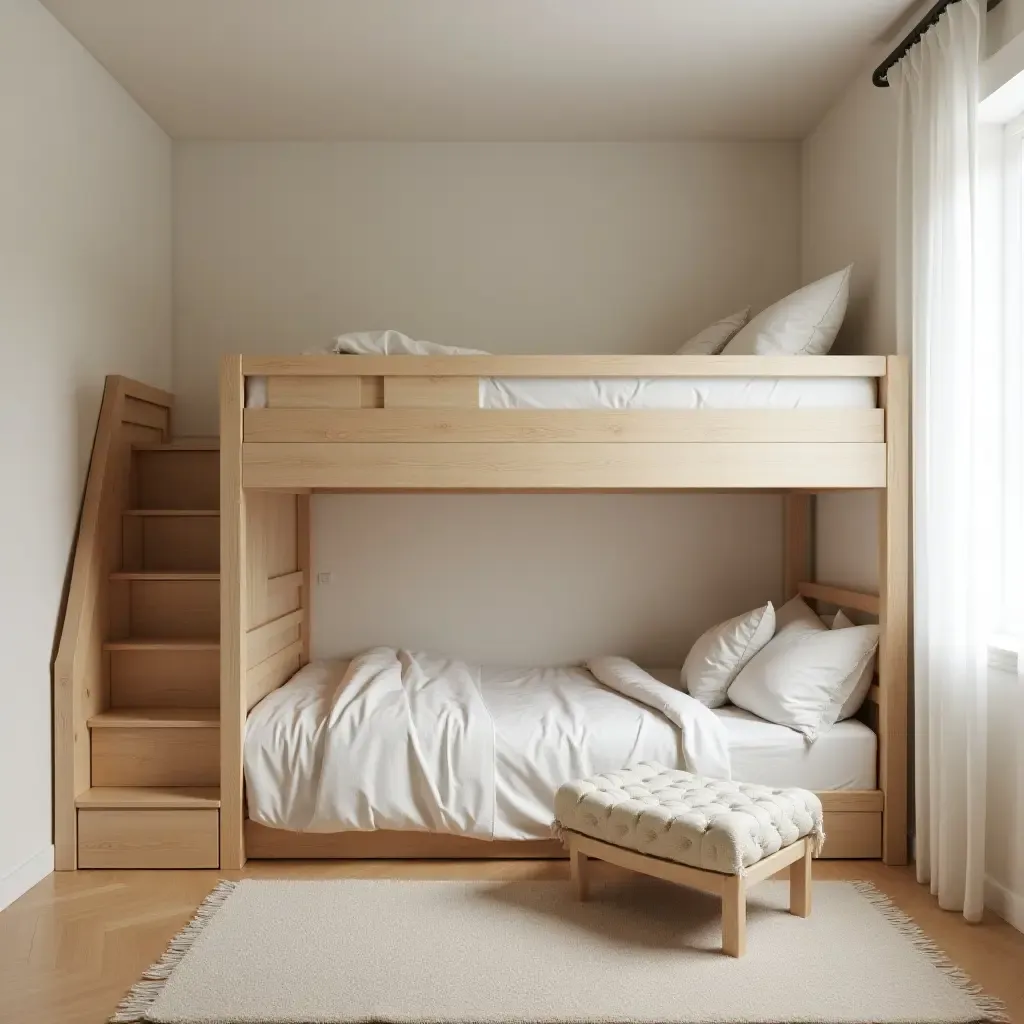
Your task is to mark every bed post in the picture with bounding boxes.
[220,355,247,869]
[783,493,814,600]
[878,355,910,866]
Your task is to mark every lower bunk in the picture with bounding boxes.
[241,649,885,861]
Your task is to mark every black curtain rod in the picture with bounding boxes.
[873,0,1002,86]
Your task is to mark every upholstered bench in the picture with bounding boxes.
[553,763,825,957]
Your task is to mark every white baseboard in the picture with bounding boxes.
[0,845,54,912]
[985,875,1024,933]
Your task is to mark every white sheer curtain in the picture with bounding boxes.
[893,0,992,922]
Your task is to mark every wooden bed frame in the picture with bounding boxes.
[220,354,909,869]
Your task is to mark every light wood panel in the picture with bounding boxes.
[89,708,219,728]
[75,787,220,809]
[220,355,247,870]
[879,355,910,866]
[246,639,303,710]
[115,578,220,639]
[77,809,219,869]
[91,725,220,787]
[244,441,887,491]
[822,812,883,859]
[244,823,564,859]
[818,790,884,813]
[297,494,311,664]
[241,354,889,377]
[266,375,362,408]
[246,609,304,669]
[383,375,479,408]
[135,449,219,509]
[4,863,1022,1024]
[53,376,172,870]
[107,640,219,709]
[244,407,885,444]
[122,513,220,572]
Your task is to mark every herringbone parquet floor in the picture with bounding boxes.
[1,860,1022,1024]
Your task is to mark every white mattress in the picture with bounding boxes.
[245,375,877,410]
[244,661,877,839]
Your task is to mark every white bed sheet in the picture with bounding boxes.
[245,375,876,410]
[244,660,877,839]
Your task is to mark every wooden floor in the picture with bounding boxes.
[1,860,1022,1024]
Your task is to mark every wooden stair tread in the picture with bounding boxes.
[76,786,220,809]
[110,571,220,581]
[88,708,219,729]
[123,509,220,517]
[133,437,219,451]
[104,638,219,651]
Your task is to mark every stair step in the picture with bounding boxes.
[88,708,219,729]
[104,638,219,652]
[76,786,220,810]
[123,509,219,517]
[133,437,219,451]
[110,571,220,581]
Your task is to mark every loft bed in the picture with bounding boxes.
[219,353,909,870]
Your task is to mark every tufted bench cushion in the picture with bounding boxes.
[553,762,824,875]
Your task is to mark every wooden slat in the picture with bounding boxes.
[133,438,218,451]
[77,809,219,869]
[220,355,247,870]
[266,570,304,605]
[246,639,303,710]
[879,355,910,866]
[91,728,220,787]
[245,609,304,670]
[123,509,220,517]
[818,789,884,813]
[783,494,813,600]
[797,581,881,616]
[241,355,889,378]
[117,376,174,409]
[244,408,885,444]
[88,708,219,728]
[383,376,479,409]
[104,638,218,651]
[243,441,886,491]
[122,396,169,432]
[266,376,362,408]
[76,786,220,809]
[110,572,218,581]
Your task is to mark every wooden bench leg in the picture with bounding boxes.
[790,840,812,918]
[721,874,746,957]
[570,844,589,901]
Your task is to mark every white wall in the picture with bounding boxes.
[174,141,800,666]
[0,0,172,908]
[801,26,1024,930]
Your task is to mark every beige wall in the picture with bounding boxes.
[174,140,800,666]
[0,0,172,907]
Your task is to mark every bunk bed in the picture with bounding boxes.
[220,353,909,871]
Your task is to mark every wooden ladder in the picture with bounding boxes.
[74,439,223,868]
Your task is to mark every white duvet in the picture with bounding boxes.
[244,649,730,839]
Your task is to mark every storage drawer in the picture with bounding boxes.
[91,727,219,787]
[819,811,882,859]
[78,808,219,868]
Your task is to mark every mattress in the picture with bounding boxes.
[244,660,877,839]
[245,375,877,410]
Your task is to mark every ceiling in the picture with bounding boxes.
[41,0,917,141]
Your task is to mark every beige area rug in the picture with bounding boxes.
[112,878,1007,1024]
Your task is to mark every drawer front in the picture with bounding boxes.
[91,727,220,787]
[78,809,219,868]
[819,811,882,859]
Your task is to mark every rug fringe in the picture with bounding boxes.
[109,879,238,1024]
[851,881,1010,1024]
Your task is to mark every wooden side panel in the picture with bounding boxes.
[818,812,883,859]
[245,492,299,628]
[53,376,172,869]
[110,647,219,708]
[135,516,220,572]
[244,441,887,491]
[128,579,220,639]
[92,727,220,787]
[221,356,247,869]
[383,376,479,408]
[879,356,910,866]
[78,809,219,869]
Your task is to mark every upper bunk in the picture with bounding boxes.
[222,353,904,492]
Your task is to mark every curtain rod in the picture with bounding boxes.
[873,0,1002,86]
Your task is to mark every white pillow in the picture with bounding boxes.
[675,309,750,355]
[331,330,489,356]
[830,609,877,720]
[726,595,879,741]
[681,602,775,708]
[721,266,852,357]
